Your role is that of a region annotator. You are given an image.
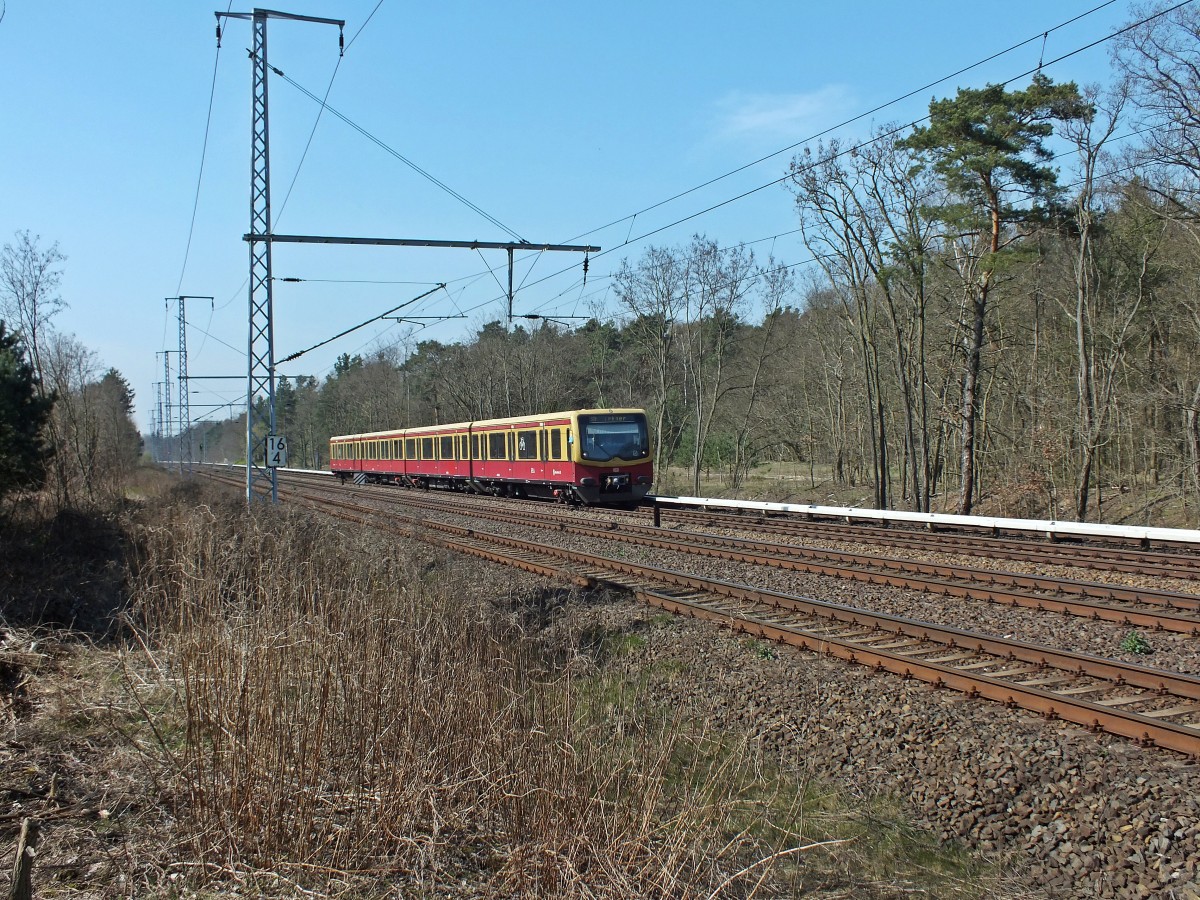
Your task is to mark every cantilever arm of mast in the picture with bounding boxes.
[217,10,345,26]
[243,234,600,253]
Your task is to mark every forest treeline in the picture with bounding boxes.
[175,5,1200,525]
[0,232,142,515]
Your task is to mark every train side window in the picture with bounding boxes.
[440,435,454,459]
[370,441,379,461]
[516,429,537,460]
[487,432,506,460]
[471,434,480,459]
[550,429,562,460]
[421,437,434,459]
[460,435,468,460]
[380,440,390,461]
[405,438,416,459]
[392,439,402,459]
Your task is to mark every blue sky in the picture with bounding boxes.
[0,1,1139,431]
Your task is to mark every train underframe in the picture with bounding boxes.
[335,471,649,507]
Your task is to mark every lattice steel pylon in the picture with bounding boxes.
[162,352,173,463]
[171,295,210,476]
[153,380,163,461]
[178,297,189,476]
[216,8,343,503]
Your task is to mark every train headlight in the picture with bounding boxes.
[579,477,597,486]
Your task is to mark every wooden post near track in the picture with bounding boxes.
[9,817,38,900]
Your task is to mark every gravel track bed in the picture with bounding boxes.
[585,595,1200,899]
[320,487,1200,895]
[626,509,1200,596]
[495,560,1200,899]
[392,496,1200,676]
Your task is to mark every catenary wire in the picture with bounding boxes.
[461,1,1197,313]
[175,1,231,298]
[558,0,1126,247]
[385,1,1152,322]
[213,3,1185,391]
[267,61,527,242]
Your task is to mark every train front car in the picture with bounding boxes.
[569,409,653,505]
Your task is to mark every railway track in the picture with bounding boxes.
[199,468,1200,756]
[638,504,1200,580]
[296,476,1200,637]
[283,467,1200,580]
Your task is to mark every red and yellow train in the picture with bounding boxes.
[329,408,652,505]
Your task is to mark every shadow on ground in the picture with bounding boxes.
[0,503,134,638]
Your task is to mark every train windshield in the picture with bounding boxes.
[578,413,649,462]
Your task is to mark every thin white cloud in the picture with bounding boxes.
[712,86,856,143]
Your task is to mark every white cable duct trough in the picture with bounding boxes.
[649,495,1200,548]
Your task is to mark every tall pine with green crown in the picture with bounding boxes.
[0,321,53,504]
[900,74,1091,514]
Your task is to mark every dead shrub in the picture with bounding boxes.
[132,502,811,896]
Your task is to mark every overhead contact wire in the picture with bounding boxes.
[269,64,526,242]
[176,4,230,296]
[479,1,1198,306]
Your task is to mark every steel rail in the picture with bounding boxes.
[632,589,1200,758]
[334,482,1200,636]
[645,506,1200,578]
[418,516,1200,757]
[200,469,1200,756]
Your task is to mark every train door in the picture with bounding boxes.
[515,427,543,484]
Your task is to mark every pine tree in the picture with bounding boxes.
[0,321,54,502]
[900,74,1091,513]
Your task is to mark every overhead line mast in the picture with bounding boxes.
[216,8,345,504]
[215,11,596,501]
[253,234,599,330]
[168,295,212,476]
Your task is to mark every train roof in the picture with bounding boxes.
[329,408,647,442]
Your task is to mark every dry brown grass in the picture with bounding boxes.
[130,496,820,897]
[1,475,1014,897]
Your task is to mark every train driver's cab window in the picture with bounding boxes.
[578,414,650,462]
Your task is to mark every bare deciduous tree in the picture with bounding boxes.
[0,231,66,392]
